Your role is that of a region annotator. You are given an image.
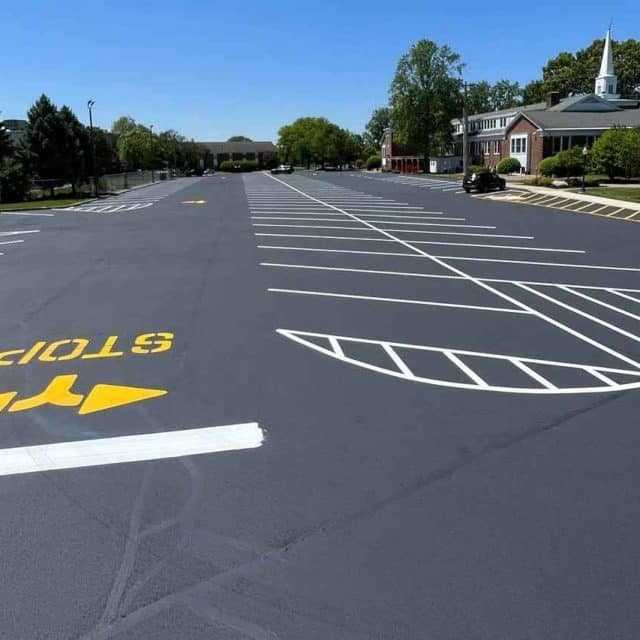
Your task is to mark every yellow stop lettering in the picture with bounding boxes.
[0,349,26,366]
[39,339,90,362]
[82,336,124,360]
[18,341,47,365]
[132,332,174,354]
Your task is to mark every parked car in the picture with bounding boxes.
[463,169,506,193]
[271,165,294,175]
[203,168,215,176]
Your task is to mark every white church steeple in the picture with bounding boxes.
[595,28,620,99]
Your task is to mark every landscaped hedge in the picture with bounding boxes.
[539,147,587,177]
[366,154,382,170]
[468,165,485,174]
[219,160,259,172]
[496,157,521,174]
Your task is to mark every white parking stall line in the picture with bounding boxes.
[609,289,640,304]
[559,286,640,321]
[517,283,640,344]
[584,367,617,386]
[0,230,40,237]
[268,288,529,314]
[383,343,415,377]
[510,359,557,389]
[254,233,583,253]
[252,219,491,228]
[254,224,531,239]
[259,263,640,294]
[440,255,640,272]
[264,173,640,380]
[0,240,24,246]
[444,351,489,387]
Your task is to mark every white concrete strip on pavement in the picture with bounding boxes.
[0,423,264,477]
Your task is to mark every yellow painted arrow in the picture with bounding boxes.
[0,375,167,415]
[79,383,167,415]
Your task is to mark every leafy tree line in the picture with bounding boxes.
[1,94,210,202]
[277,117,364,168]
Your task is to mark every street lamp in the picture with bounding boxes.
[87,100,98,197]
[581,145,589,194]
[149,124,154,183]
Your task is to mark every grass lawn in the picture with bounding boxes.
[576,187,640,204]
[0,197,90,211]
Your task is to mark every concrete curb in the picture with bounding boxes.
[509,183,640,212]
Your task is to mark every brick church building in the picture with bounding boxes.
[381,29,640,174]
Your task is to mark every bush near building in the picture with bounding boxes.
[496,157,521,174]
[366,154,381,170]
[538,146,587,177]
[591,127,640,180]
[219,159,259,172]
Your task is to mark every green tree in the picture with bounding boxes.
[489,79,522,110]
[618,128,640,178]
[363,107,391,153]
[24,94,66,181]
[227,136,253,142]
[521,79,547,104]
[591,128,627,179]
[539,37,640,99]
[389,39,461,172]
[59,105,89,195]
[466,81,492,114]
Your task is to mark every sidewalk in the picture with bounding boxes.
[506,181,640,213]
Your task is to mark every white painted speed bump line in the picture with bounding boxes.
[0,422,263,477]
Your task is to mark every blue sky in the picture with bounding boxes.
[3,0,638,141]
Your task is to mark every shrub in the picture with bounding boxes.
[496,157,521,174]
[0,159,31,203]
[219,159,258,172]
[366,154,381,170]
[468,165,486,174]
[538,157,558,177]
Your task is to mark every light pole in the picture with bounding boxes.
[149,124,155,183]
[87,100,98,197]
[581,145,589,194]
[462,82,471,176]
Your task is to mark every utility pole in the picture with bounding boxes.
[87,100,98,197]
[149,125,155,183]
[462,82,470,176]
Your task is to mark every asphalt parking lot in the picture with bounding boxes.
[1,171,639,639]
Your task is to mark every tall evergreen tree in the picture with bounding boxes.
[24,94,66,181]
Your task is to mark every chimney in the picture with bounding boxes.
[546,91,560,108]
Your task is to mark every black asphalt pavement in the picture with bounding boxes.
[1,172,639,639]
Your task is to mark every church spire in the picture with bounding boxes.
[595,28,619,99]
[599,28,615,76]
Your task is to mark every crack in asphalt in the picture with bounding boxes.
[72,389,626,639]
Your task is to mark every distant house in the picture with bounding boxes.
[383,29,640,174]
[199,140,278,168]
